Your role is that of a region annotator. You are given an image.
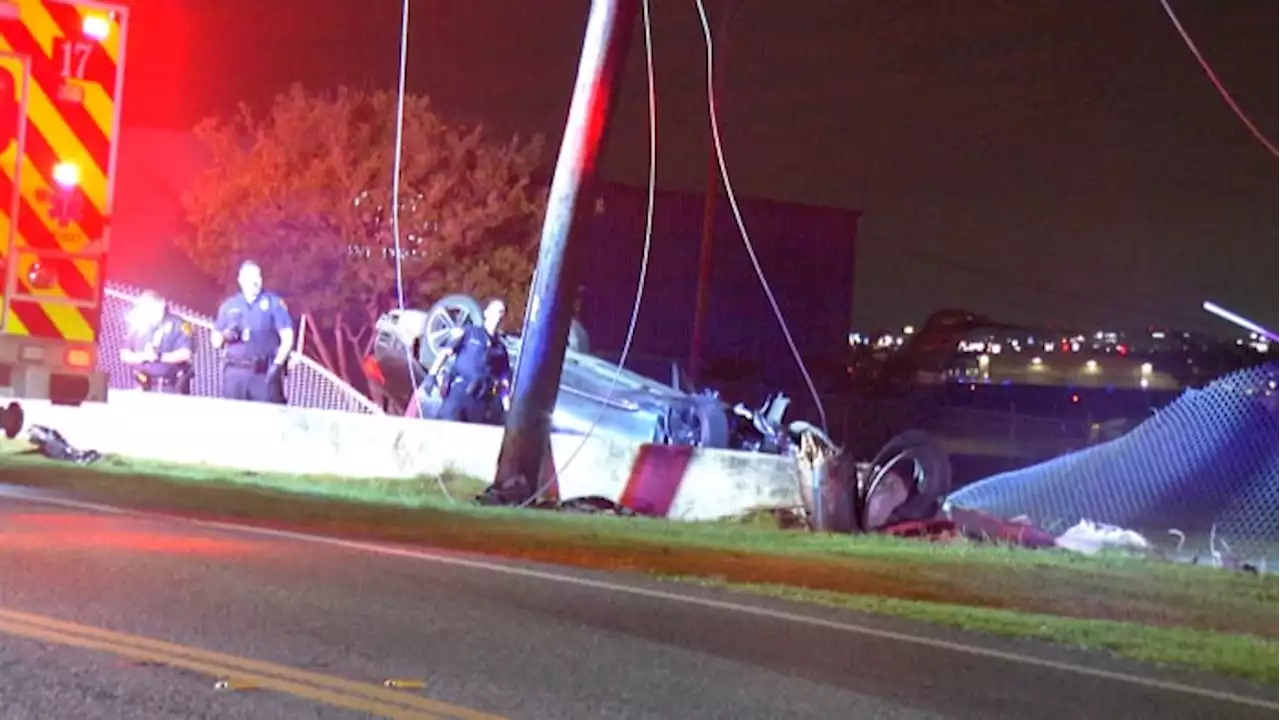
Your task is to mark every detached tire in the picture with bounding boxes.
[860,430,952,530]
[417,294,484,369]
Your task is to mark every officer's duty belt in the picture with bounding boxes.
[224,357,270,372]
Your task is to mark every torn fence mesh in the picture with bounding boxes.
[945,363,1279,564]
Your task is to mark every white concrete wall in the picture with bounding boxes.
[16,392,803,521]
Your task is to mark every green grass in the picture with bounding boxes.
[670,578,1278,683]
[0,445,1274,683]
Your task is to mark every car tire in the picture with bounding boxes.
[418,294,484,369]
[860,430,952,530]
[668,395,730,449]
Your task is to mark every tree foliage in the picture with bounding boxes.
[179,84,546,365]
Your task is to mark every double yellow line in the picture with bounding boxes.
[0,607,506,720]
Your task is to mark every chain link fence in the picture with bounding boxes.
[99,282,381,415]
[945,363,1279,565]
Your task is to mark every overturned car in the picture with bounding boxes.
[363,294,801,452]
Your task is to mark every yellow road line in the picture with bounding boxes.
[0,618,436,720]
[0,608,506,720]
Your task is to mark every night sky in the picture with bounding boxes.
[123,0,1277,334]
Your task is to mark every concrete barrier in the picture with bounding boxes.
[16,392,803,521]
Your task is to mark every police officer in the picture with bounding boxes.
[211,260,294,404]
[119,290,194,394]
[429,298,510,424]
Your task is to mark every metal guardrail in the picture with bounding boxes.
[101,283,383,415]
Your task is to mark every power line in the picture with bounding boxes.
[389,0,412,309]
[1157,0,1278,158]
[693,0,829,432]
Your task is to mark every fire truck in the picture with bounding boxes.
[0,0,126,406]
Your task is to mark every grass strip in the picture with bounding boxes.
[669,578,1277,684]
[0,449,1273,683]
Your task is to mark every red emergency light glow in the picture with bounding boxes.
[82,15,110,41]
[52,161,79,188]
[64,347,92,369]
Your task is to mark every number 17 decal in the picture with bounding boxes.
[54,37,93,80]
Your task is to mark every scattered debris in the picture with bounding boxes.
[526,495,640,517]
[792,425,857,533]
[26,425,102,465]
[213,679,260,691]
[792,427,953,535]
[943,507,1059,548]
[383,679,428,689]
[1054,520,1152,556]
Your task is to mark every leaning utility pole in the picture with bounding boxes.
[492,0,640,503]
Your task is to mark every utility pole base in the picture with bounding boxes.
[491,0,641,505]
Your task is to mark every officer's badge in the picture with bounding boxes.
[259,298,269,311]
[180,321,193,336]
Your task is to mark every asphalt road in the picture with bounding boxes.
[0,491,1274,720]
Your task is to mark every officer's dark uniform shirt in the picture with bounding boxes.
[129,313,193,377]
[450,326,509,381]
[215,291,292,365]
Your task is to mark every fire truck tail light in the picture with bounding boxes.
[52,161,79,188]
[82,15,110,41]
[64,347,92,369]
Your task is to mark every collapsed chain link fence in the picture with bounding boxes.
[945,363,1279,565]
[100,282,381,415]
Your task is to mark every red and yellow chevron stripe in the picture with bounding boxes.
[0,0,125,343]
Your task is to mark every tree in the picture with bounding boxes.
[179,84,546,391]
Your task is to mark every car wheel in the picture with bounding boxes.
[860,430,952,530]
[418,294,484,368]
[668,396,731,449]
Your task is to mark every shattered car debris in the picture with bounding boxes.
[26,425,102,465]
[793,427,954,534]
[786,426,1263,571]
[364,293,806,453]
